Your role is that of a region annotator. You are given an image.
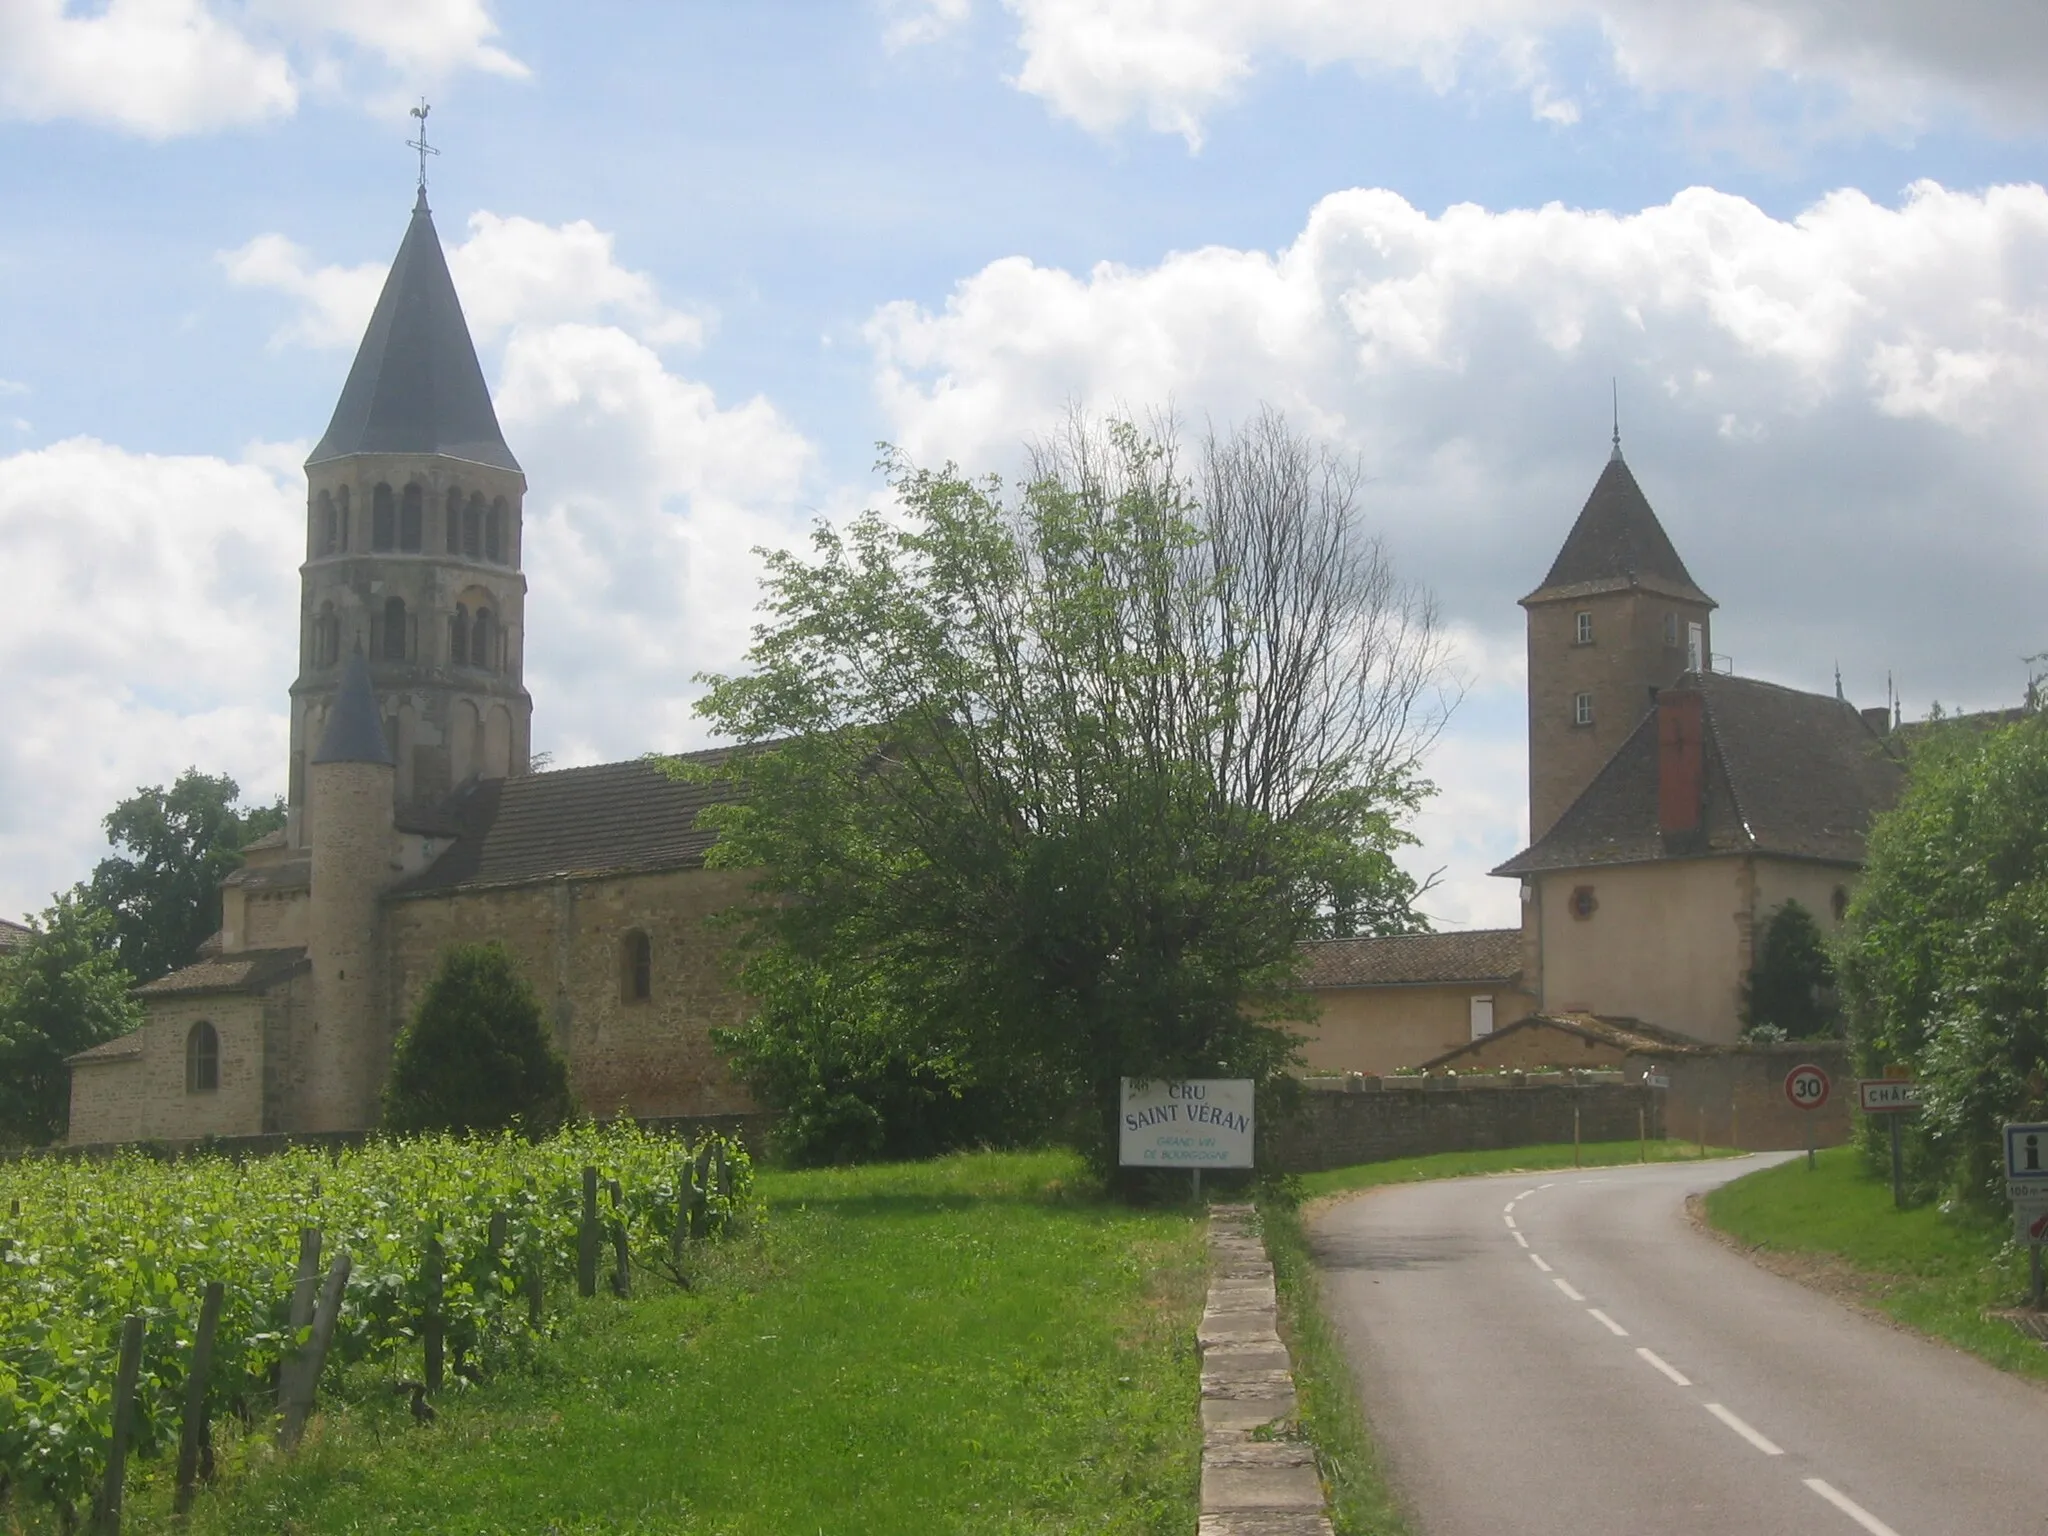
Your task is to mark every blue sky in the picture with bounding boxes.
[3,0,2047,929]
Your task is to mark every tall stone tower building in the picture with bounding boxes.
[288,186,532,832]
[1521,438,1715,840]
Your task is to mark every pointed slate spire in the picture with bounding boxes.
[313,652,395,766]
[1525,453,1713,606]
[306,190,520,472]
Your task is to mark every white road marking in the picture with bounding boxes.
[1705,1402,1783,1456]
[1636,1348,1691,1386]
[1804,1479,1902,1536]
[1553,1277,1585,1302]
[1504,1214,1517,1229]
[1513,1231,1529,1248]
[1516,1189,1537,1200]
[1538,1182,1555,1189]
[1530,1253,1552,1272]
[1504,1200,1518,1213]
[1587,1308,1628,1336]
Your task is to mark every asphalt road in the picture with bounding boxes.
[1310,1154,2048,1536]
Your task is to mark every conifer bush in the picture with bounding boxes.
[383,941,573,1134]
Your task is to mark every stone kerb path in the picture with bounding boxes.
[1198,1204,1332,1535]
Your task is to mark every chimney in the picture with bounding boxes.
[1860,705,1891,736]
[1658,687,1704,842]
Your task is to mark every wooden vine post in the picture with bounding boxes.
[173,1280,225,1513]
[280,1252,352,1450]
[87,1313,145,1535]
[607,1179,630,1298]
[577,1166,599,1298]
[422,1226,446,1395]
[275,1226,324,1419]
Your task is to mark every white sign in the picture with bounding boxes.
[1857,1080,1922,1113]
[2014,1191,2048,1246]
[2004,1123,2048,1183]
[1118,1078,1254,1169]
[1784,1063,1832,1110]
[1642,1073,1671,1090]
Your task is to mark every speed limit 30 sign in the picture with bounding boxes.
[1785,1063,1832,1110]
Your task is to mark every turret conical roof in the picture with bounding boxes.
[1523,454,1712,607]
[313,652,395,766]
[306,188,520,473]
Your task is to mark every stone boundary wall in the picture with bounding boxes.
[1660,1042,1852,1152]
[1199,1204,1332,1535]
[1270,1076,1661,1174]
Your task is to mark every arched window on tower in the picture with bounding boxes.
[400,484,423,551]
[372,483,397,550]
[186,1021,219,1093]
[316,491,336,557]
[485,499,503,563]
[471,607,494,672]
[382,596,407,661]
[445,487,463,554]
[449,604,469,667]
[463,493,484,559]
[336,485,351,551]
[317,602,339,668]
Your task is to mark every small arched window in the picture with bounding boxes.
[485,499,503,563]
[186,1021,219,1093]
[621,931,652,1002]
[372,483,397,551]
[463,493,485,559]
[336,485,351,552]
[400,484,424,551]
[382,596,407,661]
[471,608,494,672]
[445,487,463,554]
[316,491,337,557]
[449,604,469,667]
[317,602,339,667]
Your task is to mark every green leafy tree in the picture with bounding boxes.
[1741,899,1836,1040]
[83,770,287,984]
[383,942,574,1136]
[0,896,142,1144]
[1839,713,2048,1208]
[686,411,1448,1170]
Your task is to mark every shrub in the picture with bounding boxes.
[383,942,573,1135]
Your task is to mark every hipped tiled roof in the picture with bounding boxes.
[394,750,738,896]
[1495,671,1904,876]
[131,946,308,1000]
[1418,1011,1716,1070]
[1299,928,1521,988]
[1524,455,1712,607]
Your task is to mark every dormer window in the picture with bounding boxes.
[1574,692,1594,726]
[1575,611,1593,645]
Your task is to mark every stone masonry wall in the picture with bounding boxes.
[383,864,759,1121]
[67,995,272,1144]
[1269,1076,1663,1173]
[1660,1041,1852,1152]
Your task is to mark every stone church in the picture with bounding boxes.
[67,191,755,1143]
[1295,433,1905,1074]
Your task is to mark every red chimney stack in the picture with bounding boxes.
[1658,688,1704,836]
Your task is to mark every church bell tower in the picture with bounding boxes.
[287,184,532,840]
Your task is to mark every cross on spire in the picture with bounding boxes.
[407,99,439,197]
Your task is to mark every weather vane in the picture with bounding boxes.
[407,99,439,193]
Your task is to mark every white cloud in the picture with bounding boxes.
[0,0,522,137]
[222,213,705,353]
[977,0,2048,145]
[866,179,2048,922]
[881,0,973,50]
[0,438,300,920]
[0,213,813,919]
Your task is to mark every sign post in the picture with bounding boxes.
[1857,1079,1922,1209]
[2004,1123,2048,1309]
[1119,1078,1255,1203]
[1784,1063,1831,1171]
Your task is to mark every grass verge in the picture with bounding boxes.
[94,1150,1204,1536]
[1702,1144,2048,1383]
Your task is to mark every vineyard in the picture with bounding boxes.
[0,1124,753,1530]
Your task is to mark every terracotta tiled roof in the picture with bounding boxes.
[1298,929,1521,988]
[0,917,29,953]
[1494,671,1904,877]
[1418,1011,1715,1069]
[1523,455,1713,607]
[68,1033,145,1064]
[222,854,310,892]
[133,947,308,998]
[393,749,738,896]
